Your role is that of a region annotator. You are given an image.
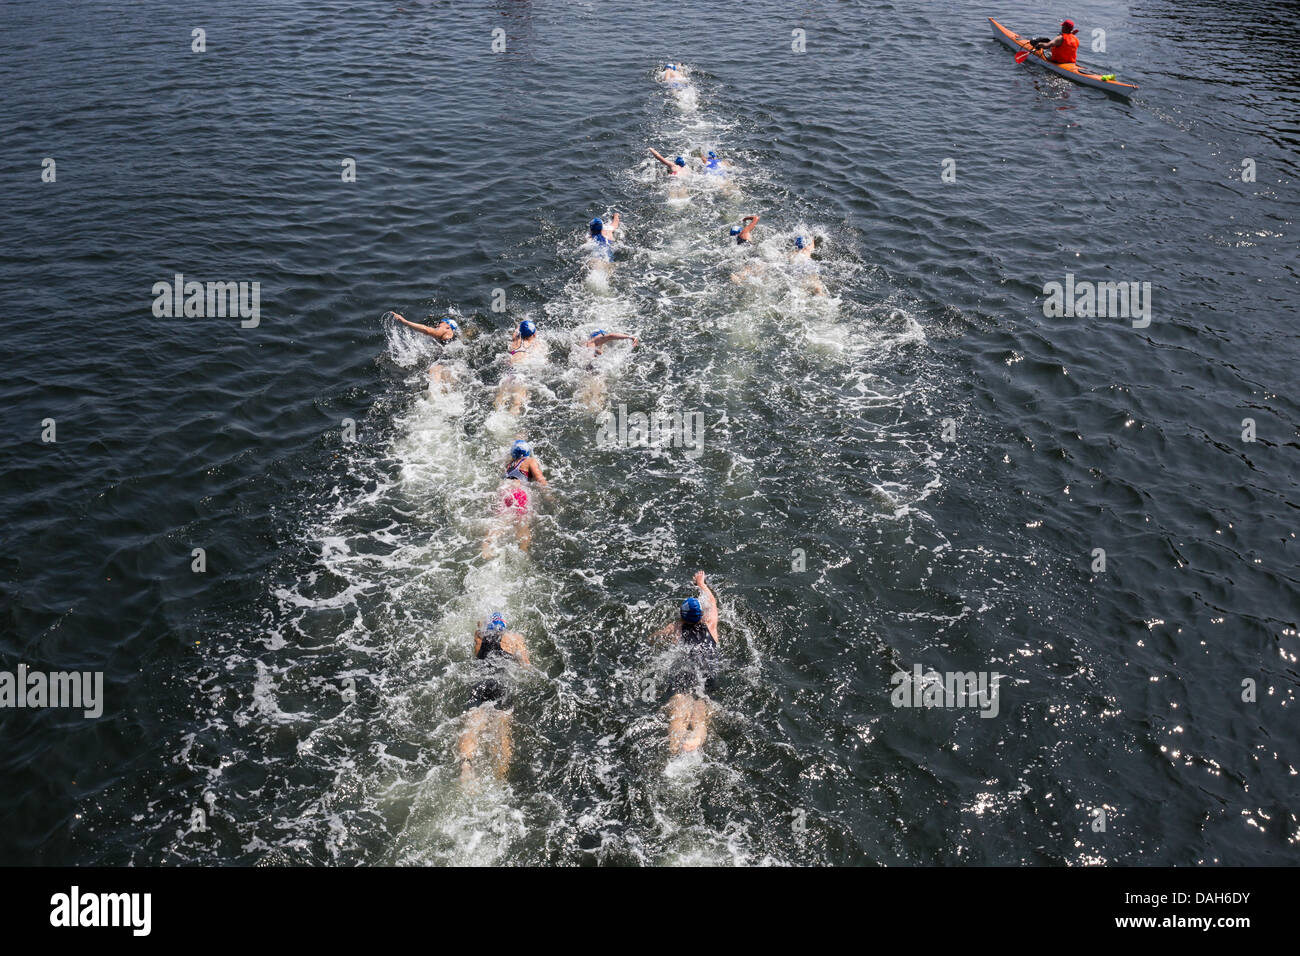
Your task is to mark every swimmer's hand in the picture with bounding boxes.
[693,571,707,587]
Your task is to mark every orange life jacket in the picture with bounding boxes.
[1051,33,1079,64]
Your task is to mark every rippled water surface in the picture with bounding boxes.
[0,0,1296,865]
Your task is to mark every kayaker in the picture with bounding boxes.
[1032,20,1080,64]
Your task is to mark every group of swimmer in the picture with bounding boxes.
[654,63,827,294]
[391,306,694,783]
[386,61,829,786]
[453,571,724,783]
[388,257,704,781]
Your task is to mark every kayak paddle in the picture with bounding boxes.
[1016,38,1052,63]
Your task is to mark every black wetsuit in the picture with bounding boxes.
[469,630,517,709]
[667,620,721,697]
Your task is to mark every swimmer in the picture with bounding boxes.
[730,214,760,245]
[588,214,622,265]
[458,612,531,784]
[502,438,547,485]
[649,571,721,755]
[508,319,541,365]
[697,149,731,176]
[648,147,690,177]
[485,439,547,555]
[727,216,766,284]
[495,320,541,413]
[659,62,686,86]
[647,149,691,201]
[790,235,826,296]
[576,329,636,411]
[584,329,638,355]
[390,312,459,344]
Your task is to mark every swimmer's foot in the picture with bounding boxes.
[459,759,480,791]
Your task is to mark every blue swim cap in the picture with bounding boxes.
[590,329,607,338]
[664,63,674,70]
[794,235,807,249]
[729,226,741,236]
[518,319,536,338]
[707,151,717,160]
[510,439,532,459]
[674,156,686,167]
[680,597,703,623]
[590,217,603,236]
[442,318,458,331]
[487,613,506,632]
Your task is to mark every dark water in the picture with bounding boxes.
[1,0,1296,865]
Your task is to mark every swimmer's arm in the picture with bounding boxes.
[648,148,674,169]
[609,213,621,233]
[505,632,530,667]
[650,621,681,644]
[528,460,549,487]
[472,631,483,656]
[595,333,638,347]
[392,313,445,338]
[694,572,720,640]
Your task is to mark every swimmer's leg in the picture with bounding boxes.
[459,705,491,783]
[429,364,455,389]
[667,692,699,755]
[577,376,607,413]
[515,515,532,553]
[490,710,513,780]
[681,697,710,753]
[482,522,500,560]
[495,379,527,414]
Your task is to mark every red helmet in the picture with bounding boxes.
[1061,19,1076,32]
